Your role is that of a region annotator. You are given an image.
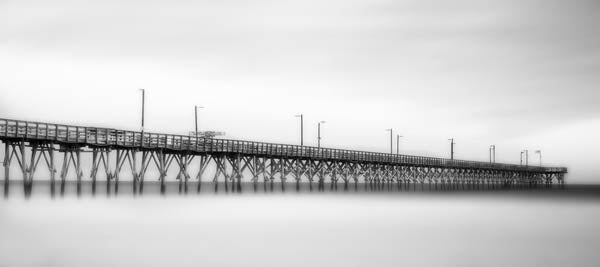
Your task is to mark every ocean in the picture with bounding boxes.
[1,181,600,267]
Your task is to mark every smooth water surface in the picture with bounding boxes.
[1,181,600,267]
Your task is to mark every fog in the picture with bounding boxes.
[1,0,599,182]
[2,193,600,267]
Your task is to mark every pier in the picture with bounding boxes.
[0,118,567,197]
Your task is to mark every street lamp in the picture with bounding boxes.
[522,150,529,167]
[195,105,204,147]
[139,89,145,147]
[520,151,524,166]
[139,89,145,132]
[295,114,303,146]
[317,121,326,148]
[449,138,455,160]
[489,145,496,163]
[535,150,542,166]
[396,135,403,155]
[385,129,393,154]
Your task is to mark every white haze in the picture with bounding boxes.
[0,0,599,182]
[2,196,600,267]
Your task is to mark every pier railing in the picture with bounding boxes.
[0,118,567,173]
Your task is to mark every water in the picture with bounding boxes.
[2,181,600,267]
[0,180,581,198]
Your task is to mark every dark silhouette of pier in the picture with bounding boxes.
[0,118,567,197]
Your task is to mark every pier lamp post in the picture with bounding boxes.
[195,105,204,148]
[139,89,145,146]
[295,114,303,146]
[535,150,542,166]
[396,134,403,155]
[448,138,455,160]
[385,129,393,154]
[317,121,326,148]
[520,151,524,166]
[523,150,529,167]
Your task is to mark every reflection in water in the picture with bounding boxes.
[2,178,600,267]
[1,173,575,199]
[1,189,600,267]
[2,179,600,200]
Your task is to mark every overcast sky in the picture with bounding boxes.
[1,0,599,182]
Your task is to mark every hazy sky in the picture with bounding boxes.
[1,0,599,182]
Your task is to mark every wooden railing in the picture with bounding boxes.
[0,118,567,173]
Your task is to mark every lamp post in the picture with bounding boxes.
[396,134,403,155]
[489,145,496,163]
[523,150,529,167]
[449,138,455,160]
[520,151,524,166]
[385,129,393,154]
[139,89,145,146]
[535,150,542,166]
[195,105,204,147]
[317,121,326,148]
[295,114,303,146]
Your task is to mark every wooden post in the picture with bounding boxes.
[139,151,152,195]
[106,150,111,196]
[183,155,189,194]
[173,153,193,194]
[132,150,138,196]
[235,155,242,193]
[222,157,229,193]
[26,143,36,197]
[156,151,173,195]
[197,155,203,193]
[212,157,220,193]
[177,155,183,194]
[48,145,55,198]
[318,167,324,192]
[307,161,314,192]
[159,151,166,195]
[263,158,270,192]
[19,142,27,197]
[294,159,301,192]
[252,157,258,192]
[114,150,121,195]
[60,149,68,196]
[76,148,82,197]
[139,151,146,195]
[3,141,10,198]
[269,158,275,192]
[91,149,98,195]
[159,151,166,194]
[196,155,210,194]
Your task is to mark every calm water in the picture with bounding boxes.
[0,180,588,198]
[2,181,600,267]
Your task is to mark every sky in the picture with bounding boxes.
[0,0,599,182]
